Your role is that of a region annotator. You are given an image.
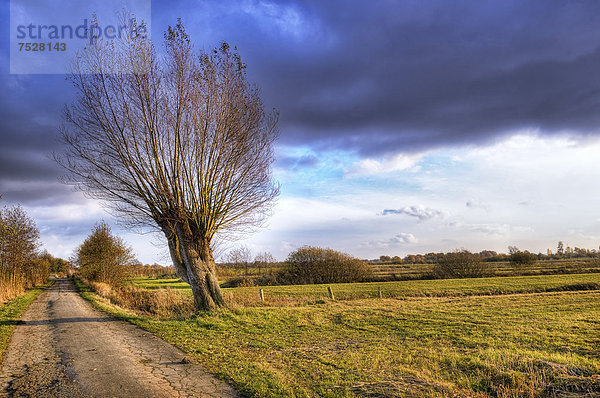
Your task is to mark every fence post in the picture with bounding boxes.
[327,286,335,300]
[259,288,264,301]
[378,286,382,299]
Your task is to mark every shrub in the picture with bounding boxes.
[509,250,537,267]
[222,277,256,288]
[280,246,373,284]
[434,249,484,278]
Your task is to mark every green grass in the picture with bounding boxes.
[81,275,600,397]
[130,273,600,306]
[0,281,53,362]
[129,277,191,290]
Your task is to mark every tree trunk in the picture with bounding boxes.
[169,226,226,311]
[166,238,190,284]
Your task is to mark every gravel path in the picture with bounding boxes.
[0,278,238,397]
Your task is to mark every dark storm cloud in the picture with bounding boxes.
[0,0,76,205]
[4,0,600,208]
[157,0,600,155]
[0,71,75,206]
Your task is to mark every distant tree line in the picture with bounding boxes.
[374,242,600,265]
[127,263,177,279]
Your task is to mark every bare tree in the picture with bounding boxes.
[56,18,279,310]
[254,251,275,275]
[227,245,252,276]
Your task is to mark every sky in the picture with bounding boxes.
[2,0,600,263]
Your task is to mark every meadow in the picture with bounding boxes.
[79,274,600,397]
[130,273,600,307]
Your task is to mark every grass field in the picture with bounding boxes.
[369,258,600,280]
[130,273,600,307]
[0,281,52,362]
[80,274,600,397]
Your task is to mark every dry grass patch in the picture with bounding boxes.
[87,280,194,318]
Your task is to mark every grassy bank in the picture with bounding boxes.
[0,280,53,362]
[78,276,600,397]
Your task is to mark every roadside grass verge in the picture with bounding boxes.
[0,280,53,362]
[77,277,600,397]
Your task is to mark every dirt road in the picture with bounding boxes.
[0,279,238,397]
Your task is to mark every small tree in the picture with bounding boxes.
[0,205,40,271]
[74,222,136,286]
[0,204,46,301]
[283,246,373,284]
[434,249,484,278]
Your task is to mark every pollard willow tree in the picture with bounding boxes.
[57,19,279,311]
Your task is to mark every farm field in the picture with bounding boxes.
[82,274,600,397]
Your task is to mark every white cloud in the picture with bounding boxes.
[391,232,418,244]
[466,199,490,211]
[360,232,418,249]
[27,201,105,223]
[381,205,447,221]
[462,222,511,236]
[347,152,424,176]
